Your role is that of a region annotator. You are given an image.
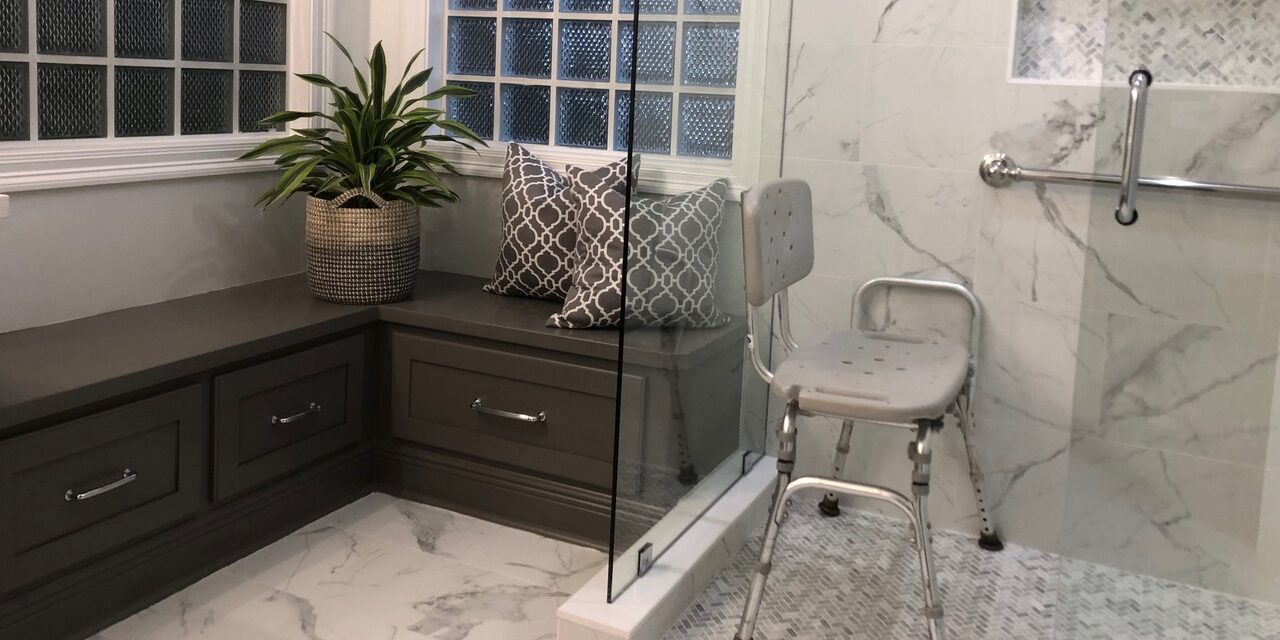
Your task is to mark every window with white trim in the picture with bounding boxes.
[437,0,741,159]
[0,0,289,142]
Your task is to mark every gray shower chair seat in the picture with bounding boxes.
[733,178,1004,640]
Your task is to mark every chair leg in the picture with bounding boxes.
[910,420,946,640]
[735,400,800,640]
[818,419,854,517]
[956,391,1004,551]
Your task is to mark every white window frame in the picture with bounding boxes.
[413,0,770,197]
[0,0,329,192]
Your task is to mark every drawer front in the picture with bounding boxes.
[390,331,620,488]
[214,334,366,500]
[0,384,207,594]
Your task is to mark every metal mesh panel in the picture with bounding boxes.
[447,81,494,140]
[620,0,676,13]
[239,70,285,132]
[500,83,549,144]
[182,0,232,61]
[685,0,740,15]
[502,18,552,78]
[561,0,612,12]
[38,64,106,139]
[0,62,27,141]
[181,68,231,134]
[448,16,496,76]
[680,22,738,87]
[678,92,733,158]
[0,0,28,53]
[115,0,174,58]
[556,87,607,149]
[37,0,106,56]
[558,20,611,81]
[617,20,675,84]
[614,90,671,153]
[115,66,173,136]
[452,0,497,8]
[240,0,286,64]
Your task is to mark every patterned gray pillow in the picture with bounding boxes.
[547,161,632,329]
[626,179,731,328]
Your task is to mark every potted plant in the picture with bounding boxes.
[242,35,484,304]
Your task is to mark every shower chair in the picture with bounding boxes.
[734,179,1003,640]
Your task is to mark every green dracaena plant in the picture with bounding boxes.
[241,34,485,208]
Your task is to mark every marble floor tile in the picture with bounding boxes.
[92,494,606,640]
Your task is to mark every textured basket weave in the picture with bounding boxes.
[305,188,420,305]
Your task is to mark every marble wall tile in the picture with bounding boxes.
[1060,436,1269,602]
[974,299,1081,432]
[782,43,867,163]
[788,0,873,46]
[863,0,1013,46]
[975,182,1092,309]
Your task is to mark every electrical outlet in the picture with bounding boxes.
[0,194,9,219]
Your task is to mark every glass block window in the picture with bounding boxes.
[0,0,289,141]
[441,0,739,159]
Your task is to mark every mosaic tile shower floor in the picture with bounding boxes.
[665,504,1280,640]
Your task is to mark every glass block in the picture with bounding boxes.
[182,0,232,61]
[557,88,607,149]
[448,16,496,76]
[452,0,497,8]
[181,68,231,134]
[617,21,675,85]
[115,66,172,136]
[240,70,285,132]
[561,0,611,12]
[614,90,671,153]
[558,20,611,82]
[678,93,733,158]
[115,0,173,59]
[447,81,494,140]
[685,0,740,15]
[38,64,106,139]
[500,83,549,144]
[619,0,676,13]
[0,0,28,53]
[502,18,551,78]
[0,62,28,141]
[505,0,551,9]
[37,0,106,56]
[681,22,738,87]
[240,0,286,64]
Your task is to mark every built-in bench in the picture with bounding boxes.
[0,270,744,640]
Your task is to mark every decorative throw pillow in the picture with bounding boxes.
[482,143,578,301]
[547,161,632,329]
[625,179,731,328]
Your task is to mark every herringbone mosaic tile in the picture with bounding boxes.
[665,506,1280,639]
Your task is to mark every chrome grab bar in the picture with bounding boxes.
[272,402,322,425]
[1115,68,1152,226]
[65,468,136,502]
[471,398,546,424]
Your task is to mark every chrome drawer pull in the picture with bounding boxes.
[272,402,322,425]
[470,398,546,423]
[65,469,137,502]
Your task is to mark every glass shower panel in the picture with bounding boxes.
[606,0,782,601]
[1057,0,1280,634]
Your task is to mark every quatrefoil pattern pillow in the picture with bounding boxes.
[547,161,632,329]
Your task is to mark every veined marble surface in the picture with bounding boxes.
[89,493,606,640]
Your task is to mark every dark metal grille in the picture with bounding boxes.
[181,67,231,134]
[240,0,286,64]
[182,0,232,61]
[0,62,28,140]
[239,69,285,132]
[37,0,106,56]
[115,0,174,58]
[0,0,27,53]
[38,63,106,139]
[115,66,173,136]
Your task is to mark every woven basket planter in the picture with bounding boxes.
[305,188,420,305]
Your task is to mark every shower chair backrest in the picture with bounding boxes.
[741,179,815,308]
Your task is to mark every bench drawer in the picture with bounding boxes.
[0,384,207,594]
[214,335,366,500]
[390,331,618,489]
